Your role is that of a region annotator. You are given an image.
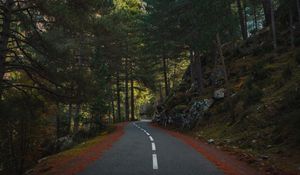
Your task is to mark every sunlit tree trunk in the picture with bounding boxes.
[130,76,135,121]
[116,71,121,122]
[111,89,115,123]
[124,57,129,121]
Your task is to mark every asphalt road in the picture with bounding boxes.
[79,120,223,175]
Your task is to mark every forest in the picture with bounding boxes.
[1,0,300,174]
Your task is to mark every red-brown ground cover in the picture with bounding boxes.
[30,123,127,175]
[151,123,261,175]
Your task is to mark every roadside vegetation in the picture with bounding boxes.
[1,0,299,174]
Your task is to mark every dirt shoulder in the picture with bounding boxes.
[28,123,127,175]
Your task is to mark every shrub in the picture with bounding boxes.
[251,61,269,81]
[283,84,300,109]
[242,85,263,106]
[295,50,300,65]
[172,105,189,113]
[282,64,292,80]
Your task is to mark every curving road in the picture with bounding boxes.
[79,120,223,175]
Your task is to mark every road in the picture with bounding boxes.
[79,120,224,175]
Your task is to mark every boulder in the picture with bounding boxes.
[208,139,215,144]
[213,88,226,99]
[55,136,73,151]
[184,99,214,128]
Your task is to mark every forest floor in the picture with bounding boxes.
[28,123,127,175]
[157,36,300,174]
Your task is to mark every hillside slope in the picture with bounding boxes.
[154,28,300,174]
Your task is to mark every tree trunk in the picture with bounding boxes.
[297,0,300,21]
[216,33,229,86]
[159,83,163,102]
[124,57,129,121]
[253,6,258,30]
[130,76,135,121]
[56,103,61,139]
[262,0,272,26]
[108,103,112,123]
[111,90,115,123]
[172,63,177,88]
[162,57,169,97]
[289,8,295,48]
[0,0,12,96]
[237,0,248,40]
[270,0,277,50]
[194,51,204,93]
[67,103,72,134]
[116,71,121,122]
[189,49,195,84]
[74,103,81,133]
[243,0,248,33]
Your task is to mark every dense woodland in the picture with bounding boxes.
[0,0,299,174]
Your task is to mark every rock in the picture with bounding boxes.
[232,146,238,149]
[193,99,214,111]
[225,139,231,143]
[180,99,214,128]
[55,135,73,151]
[213,88,226,99]
[260,155,269,160]
[38,157,48,163]
[208,139,215,144]
[25,169,34,175]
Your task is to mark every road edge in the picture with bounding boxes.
[29,122,128,175]
[151,123,261,175]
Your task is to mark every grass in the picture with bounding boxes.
[35,125,116,171]
[193,48,300,173]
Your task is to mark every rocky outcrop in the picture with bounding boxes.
[214,88,226,99]
[55,136,74,151]
[154,98,214,129]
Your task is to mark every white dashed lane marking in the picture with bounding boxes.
[149,136,154,142]
[151,142,156,151]
[134,122,158,170]
[152,154,158,170]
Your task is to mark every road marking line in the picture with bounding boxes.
[152,154,158,170]
[151,142,156,151]
[149,136,154,141]
[146,132,150,136]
